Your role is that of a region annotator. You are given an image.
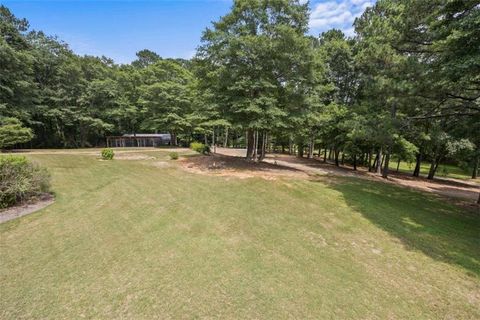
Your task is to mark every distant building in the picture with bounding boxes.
[106,133,171,147]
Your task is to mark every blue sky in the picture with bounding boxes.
[2,0,374,64]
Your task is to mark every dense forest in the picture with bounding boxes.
[1,0,479,180]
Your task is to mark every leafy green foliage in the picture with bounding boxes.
[0,117,33,148]
[0,1,478,180]
[169,152,179,160]
[0,155,50,208]
[101,148,114,160]
[190,142,209,154]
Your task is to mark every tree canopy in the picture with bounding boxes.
[1,1,479,185]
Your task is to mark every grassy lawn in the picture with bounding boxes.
[1,150,479,319]
[394,160,476,180]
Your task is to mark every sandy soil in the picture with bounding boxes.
[179,153,308,180]
[114,153,156,160]
[0,194,54,224]
[185,148,480,207]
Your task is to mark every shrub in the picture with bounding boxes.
[0,156,51,208]
[0,117,34,149]
[203,144,211,154]
[169,152,179,160]
[190,142,210,155]
[101,148,114,160]
[190,142,204,153]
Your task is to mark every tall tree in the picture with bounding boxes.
[139,60,195,145]
[197,0,313,160]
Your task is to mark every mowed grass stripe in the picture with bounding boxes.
[1,152,479,319]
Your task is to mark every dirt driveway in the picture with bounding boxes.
[211,148,480,206]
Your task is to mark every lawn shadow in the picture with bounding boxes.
[324,177,480,277]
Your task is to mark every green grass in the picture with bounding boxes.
[1,150,479,319]
[394,160,476,180]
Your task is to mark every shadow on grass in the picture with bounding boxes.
[325,177,480,277]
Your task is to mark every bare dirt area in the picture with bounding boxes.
[114,153,156,161]
[0,194,54,224]
[385,172,479,203]
[208,148,480,207]
[179,153,308,180]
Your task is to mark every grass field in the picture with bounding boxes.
[1,150,479,319]
[394,159,475,180]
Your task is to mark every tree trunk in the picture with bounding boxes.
[212,128,216,153]
[297,143,304,158]
[413,151,422,177]
[341,152,345,165]
[323,147,327,163]
[382,150,391,178]
[246,129,255,160]
[259,131,266,161]
[382,103,396,178]
[204,133,208,145]
[308,136,314,158]
[376,148,382,175]
[223,126,228,148]
[368,151,373,172]
[253,130,258,160]
[477,192,480,205]
[289,135,293,155]
[396,158,401,172]
[353,154,357,171]
[334,149,340,166]
[427,159,438,180]
[472,156,478,179]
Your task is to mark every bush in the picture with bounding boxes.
[169,152,179,160]
[190,142,210,155]
[101,148,114,160]
[0,156,51,208]
[203,144,211,154]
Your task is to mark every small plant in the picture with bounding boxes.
[0,156,51,208]
[190,142,210,155]
[203,144,211,154]
[169,152,179,160]
[101,148,114,160]
[190,142,204,153]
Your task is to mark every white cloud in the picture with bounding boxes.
[350,0,370,5]
[308,0,375,36]
[343,27,355,37]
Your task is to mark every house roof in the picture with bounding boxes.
[121,133,171,139]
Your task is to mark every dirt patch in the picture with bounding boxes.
[0,194,54,224]
[114,153,156,161]
[149,161,171,168]
[283,155,479,206]
[264,154,360,178]
[179,154,308,180]
[386,173,479,203]
[212,148,479,207]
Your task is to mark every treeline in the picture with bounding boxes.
[1,1,479,181]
